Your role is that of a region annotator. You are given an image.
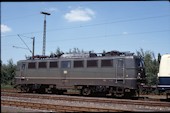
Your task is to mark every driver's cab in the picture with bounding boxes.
[15,61,27,83]
[135,57,146,83]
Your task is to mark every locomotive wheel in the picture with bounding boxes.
[114,93,124,97]
[24,87,33,93]
[20,85,32,93]
[81,87,91,96]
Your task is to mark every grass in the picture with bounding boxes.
[1,84,14,89]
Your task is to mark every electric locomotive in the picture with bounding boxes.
[14,50,146,98]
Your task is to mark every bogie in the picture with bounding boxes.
[81,87,92,96]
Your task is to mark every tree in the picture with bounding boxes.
[136,49,159,86]
[55,47,63,55]
[50,47,64,57]
[1,59,16,85]
[67,48,83,54]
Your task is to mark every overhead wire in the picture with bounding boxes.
[2,29,169,47]
[45,29,170,43]
[1,14,170,38]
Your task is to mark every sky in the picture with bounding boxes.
[1,1,170,64]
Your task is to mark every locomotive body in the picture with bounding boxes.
[14,51,145,97]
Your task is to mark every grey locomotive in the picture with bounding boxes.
[14,50,146,97]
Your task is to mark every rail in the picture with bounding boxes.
[2,100,126,112]
[2,91,170,108]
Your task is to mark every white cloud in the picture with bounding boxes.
[1,24,12,33]
[64,7,95,22]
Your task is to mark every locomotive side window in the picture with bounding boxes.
[28,62,36,69]
[61,61,71,68]
[87,60,98,67]
[101,59,113,67]
[39,62,47,68]
[50,61,58,68]
[74,60,84,68]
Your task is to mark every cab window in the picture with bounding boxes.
[136,58,144,67]
[22,63,26,70]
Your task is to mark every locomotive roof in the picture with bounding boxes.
[19,56,137,63]
[18,50,139,62]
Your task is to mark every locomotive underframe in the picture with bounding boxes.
[15,77,138,97]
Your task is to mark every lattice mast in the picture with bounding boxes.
[41,12,51,56]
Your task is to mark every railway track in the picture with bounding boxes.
[1,90,170,112]
[1,90,170,107]
[1,99,125,112]
[1,89,20,93]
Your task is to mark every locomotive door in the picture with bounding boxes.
[60,61,71,86]
[20,62,26,80]
[115,59,125,83]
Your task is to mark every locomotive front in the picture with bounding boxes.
[135,57,146,84]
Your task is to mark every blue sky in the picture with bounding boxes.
[1,1,170,64]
